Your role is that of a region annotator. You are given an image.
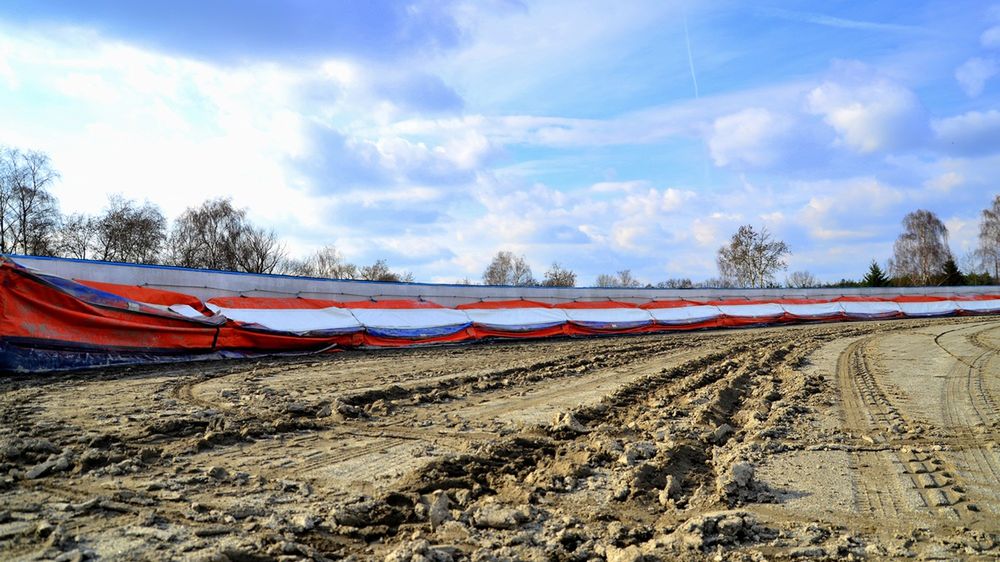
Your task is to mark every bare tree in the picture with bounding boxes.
[977,195,1000,281]
[595,269,641,288]
[167,198,285,273]
[541,262,576,287]
[656,278,693,289]
[0,148,14,252]
[716,225,790,288]
[287,245,359,279]
[696,277,736,288]
[785,270,817,288]
[888,209,951,286]
[55,213,97,259]
[358,259,414,282]
[92,194,167,264]
[235,224,286,274]
[0,147,60,255]
[482,251,535,286]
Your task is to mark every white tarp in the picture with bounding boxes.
[715,303,786,318]
[347,308,471,329]
[779,302,845,319]
[896,301,959,317]
[955,299,1000,313]
[167,304,212,319]
[560,307,654,325]
[645,305,722,325]
[461,307,568,330]
[839,301,903,318]
[213,306,362,334]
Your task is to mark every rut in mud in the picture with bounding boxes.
[2,317,999,561]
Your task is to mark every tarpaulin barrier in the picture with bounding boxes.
[206,296,363,336]
[0,261,347,371]
[639,300,724,330]
[554,301,654,335]
[3,256,1000,373]
[339,300,474,347]
[835,296,904,319]
[771,298,846,322]
[710,299,789,327]
[953,295,1000,314]
[0,261,223,372]
[457,300,569,339]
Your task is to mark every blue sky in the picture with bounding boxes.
[1,1,998,284]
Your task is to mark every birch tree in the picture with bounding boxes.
[716,225,790,288]
[888,210,951,286]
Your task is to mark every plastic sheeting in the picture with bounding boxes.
[955,298,1000,313]
[835,297,903,319]
[3,257,1000,373]
[555,302,653,332]
[640,301,723,326]
[205,297,361,336]
[457,300,567,332]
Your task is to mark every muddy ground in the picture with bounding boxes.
[2,317,1000,561]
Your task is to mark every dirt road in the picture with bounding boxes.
[2,317,999,560]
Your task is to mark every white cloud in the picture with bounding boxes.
[708,107,794,167]
[955,57,998,97]
[923,171,964,193]
[54,72,121,104]
[807,71,924,153]
[945,215,979,254]
[795,177,905,240]
[982,25,1000,49]
[931,109,1000,155]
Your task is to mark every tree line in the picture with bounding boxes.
[0,146,413,281]
[2,145,998,287]
[478,203,1000,288]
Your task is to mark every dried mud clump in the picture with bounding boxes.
[659,510,776,552]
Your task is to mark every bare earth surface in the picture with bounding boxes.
[2,317,1000,561]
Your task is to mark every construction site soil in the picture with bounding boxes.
[2,317,1000,561]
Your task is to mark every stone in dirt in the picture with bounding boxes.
[53,549,84,562]
[716,461,772,505]
[549,412,590,434]
[663,510,772,551]
[0,520,35,539]
[712,423,735,443]
[213,546,278,562]
[289,513,316,533]
[618,442,657,467]
[384,539,454,562]
[427,490,452,530]
[284,402,312,416]
[125,525,176,542]
[658,474,682,506]
[334,400,367,419]
[26,460,56,479]
[435,520,470,543]
[604,544,644,562]
[471,504,530,530]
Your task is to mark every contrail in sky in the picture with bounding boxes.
[683,15,699,98]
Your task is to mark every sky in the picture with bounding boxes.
[0,0,998,285]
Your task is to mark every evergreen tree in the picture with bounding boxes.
[939,258,965,286]
[861,260,890,287]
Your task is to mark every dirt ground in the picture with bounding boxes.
[2,317,1000,561]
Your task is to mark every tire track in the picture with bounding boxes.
[933,324,1000,517]
[838,335,973,520]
